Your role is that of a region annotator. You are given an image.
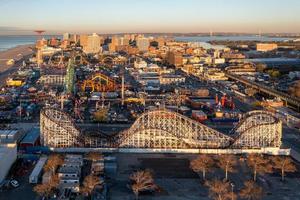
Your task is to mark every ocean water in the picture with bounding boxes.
[0,35,60,51]
[174,35,292,50]
[174,35,292,42]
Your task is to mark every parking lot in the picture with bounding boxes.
[108,153,300,200]
[1,153,300,200]
[0,159,37,200]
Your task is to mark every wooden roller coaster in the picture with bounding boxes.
[40,108,282,149]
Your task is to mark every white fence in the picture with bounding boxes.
[51,147,291,156]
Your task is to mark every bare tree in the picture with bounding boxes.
[245,88,257,97]
[34,184,53,198]
[190,155,214,180]
[239,180,264,200]
[49,174,60,188]
[255,63,267,72]
[271,156,297,181]
[246,154,272,182]
[33,174,60,198]
[217,154,238,181]
[43,154,64,173]
[85,152,104,162]
[129,169,156,199]
[205,179,237,200]
[81,174,103,196]
[289,80,300,98]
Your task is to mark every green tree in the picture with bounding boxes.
[267,69,280,78]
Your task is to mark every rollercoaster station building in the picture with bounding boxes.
[40,108,285,154]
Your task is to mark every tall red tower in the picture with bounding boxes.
[34,30,45,67]
[34,30,45,40]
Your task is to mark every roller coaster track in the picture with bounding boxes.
[229,110,277,135]
[40,108,282,149]
[40,108,83,147]
[228,110,281,148]
[113,128,192,149]
[229,122,278,148]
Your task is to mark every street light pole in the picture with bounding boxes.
[231,183,235,200]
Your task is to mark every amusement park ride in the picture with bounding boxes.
[47,50,90,67]
[40,108,282,151]
[34,30,45,40]
[80,73,117,92]
[34,34,283,152]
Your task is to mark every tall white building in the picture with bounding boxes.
[136,37,150,52]
[83,33,101,54]
[119,37,129,46]
[63,33,70,41]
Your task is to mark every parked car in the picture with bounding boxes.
[10,180,19,188]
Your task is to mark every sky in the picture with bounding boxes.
[0,0,300,35]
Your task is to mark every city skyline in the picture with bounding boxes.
[1,1,300,199]
[0,0,300,35]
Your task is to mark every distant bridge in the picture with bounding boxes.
[225,72,300,110]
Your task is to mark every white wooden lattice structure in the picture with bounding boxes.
[40,108,282,149]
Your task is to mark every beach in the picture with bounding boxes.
[0,44,34,73]
[0,44,34,86]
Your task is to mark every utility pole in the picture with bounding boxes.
[60,95,64,110]
[231,183,235,200]
[120,65,125,106]
[19,99,22,121]
[121,74,125,106]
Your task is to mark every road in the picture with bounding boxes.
[282,126,300,152]
[225,72,300,110]
[183,70,300,157]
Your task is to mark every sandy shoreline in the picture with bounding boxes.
[0,44,34,73]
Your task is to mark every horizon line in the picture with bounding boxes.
[1,31,300,36]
